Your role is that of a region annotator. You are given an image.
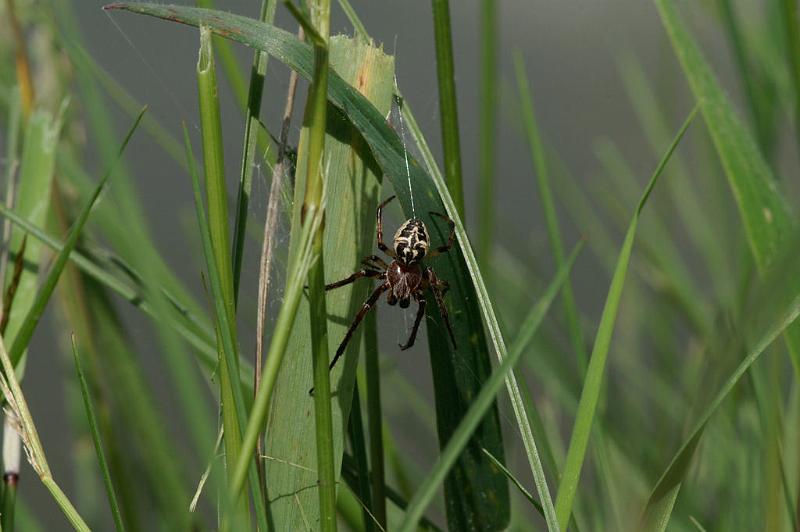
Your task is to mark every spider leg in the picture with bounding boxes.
[426,211,456,258]
[328,282,389,372]
[399,295,426,351]
[427,268,457,349]
[362,254,389,270]
[377,195,397,259]
[325,269,384,291]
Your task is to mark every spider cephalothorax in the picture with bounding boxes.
[323,195,457,372]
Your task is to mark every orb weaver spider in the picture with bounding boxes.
[325,195,457,372]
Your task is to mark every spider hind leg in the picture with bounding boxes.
[399,296,426,350]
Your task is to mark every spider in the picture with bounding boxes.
[324,195,457,372]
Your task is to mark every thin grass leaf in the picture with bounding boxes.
[183,124,267,529]
[431,0,465,217]
[70,336,125,532]
[399,242,583,532]
[348,387,375,532]
[284,1,338,528]
[8,108,145,366]
[781,0,800,155]
[362,309,386,528]
[481,448,544,517]
[554,104,699,529]
[0,336,89,531]
[515,52,587,374]
[476,0,497,273]
[231,0,276,303]
[195,29,249,520]
[0,205,223,377]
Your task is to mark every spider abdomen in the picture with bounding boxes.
[386,261,423,307]
[393,218,429,264]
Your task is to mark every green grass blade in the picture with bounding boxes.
[8,108,146,366]
[482,448,544,518]
[554,104,699,529]
[0,204,223,378]
[347,387,375,532]
[195,0,249,106]
[362,310,386,528]
[70,336,126,532]
[782,0,800,156]
[231,0,276,303]
[399,242,583,532]
[285,1,337,528]
[326,5,509,527]
[0,334,90,531]
[183,125,267,529]
[476,0,497,271]
[431,0,465,217]
[3,105,62,365]
[194,29,269,528]
[515,52,587,375]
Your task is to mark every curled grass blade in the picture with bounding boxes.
[399,242,583,532]
[554,104,699,529]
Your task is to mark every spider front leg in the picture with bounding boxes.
[325,268,384,291]
[377,195,397,259]
[427,211,455,258]
[327,282,389,372]
[427,268,457,349]
[399,295,426,351]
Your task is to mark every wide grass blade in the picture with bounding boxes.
[236,36,394,530]
[515,52,587,375]
[3,106,62,364]
[8,108,145,366]
[399,242,583,532]
[330,4,511,527]
[70,336,126,532]
[554,104,699,529]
